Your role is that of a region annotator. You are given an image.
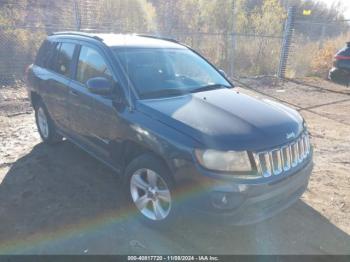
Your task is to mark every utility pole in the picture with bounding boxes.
[277,6,296,78]
[319,24,326,48]
[230,0,236,78]
[73,0,81,31]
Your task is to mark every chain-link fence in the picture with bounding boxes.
[1,1,350,86]
[0,28,285,85]
[0,1,77,85]
[0,0,288,86]
[283,9,350,79]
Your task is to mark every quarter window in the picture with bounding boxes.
[35,40,56,68]
[46,43,60,71]
[54,43,76,77]
[76,46,112,84]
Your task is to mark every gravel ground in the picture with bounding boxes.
[0,78,349,255]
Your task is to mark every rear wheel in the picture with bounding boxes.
[124,154,176,226]
[34,100,63,144]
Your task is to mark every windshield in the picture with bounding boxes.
[113,48,231,99]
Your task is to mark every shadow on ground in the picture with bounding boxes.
[0,141,349,255]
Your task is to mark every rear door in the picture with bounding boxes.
[36,41,76,132]
[68,44,123,168]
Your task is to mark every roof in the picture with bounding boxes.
[51,32,186,49]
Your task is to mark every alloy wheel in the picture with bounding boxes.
[37,107,49,139]
[130,168,171,221]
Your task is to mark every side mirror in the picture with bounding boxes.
[219,69,228,78]
[86,77,113,95]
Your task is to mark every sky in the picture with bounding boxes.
[318,0,350,18]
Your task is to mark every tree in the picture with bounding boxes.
[86,0,155,33]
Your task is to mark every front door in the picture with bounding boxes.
[68,45,123,169]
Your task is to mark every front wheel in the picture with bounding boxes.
[124,154,176,226]
[34,100,63,144]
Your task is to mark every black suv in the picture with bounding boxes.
[26,32,313,225]
[329,42,350,86]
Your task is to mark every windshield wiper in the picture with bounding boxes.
[190,84,231,93]
[140,88,188,99]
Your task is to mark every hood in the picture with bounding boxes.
[137,88,304,151]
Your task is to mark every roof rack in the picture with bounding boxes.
[135,34,180,44]
[50,31,103,41]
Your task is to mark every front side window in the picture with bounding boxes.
[76,46,112,84]
[113,48,231,99]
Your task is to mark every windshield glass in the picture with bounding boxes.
[113,48,231,99]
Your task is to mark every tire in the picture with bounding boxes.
[34,100,63,144]
[124,153,178,226]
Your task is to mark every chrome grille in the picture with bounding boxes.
[254,132,311,177]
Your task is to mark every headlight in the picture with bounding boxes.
[194,149,252,172]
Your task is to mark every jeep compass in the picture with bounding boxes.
[26,32,313,225]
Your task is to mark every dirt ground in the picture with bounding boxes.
[0,77,349,255]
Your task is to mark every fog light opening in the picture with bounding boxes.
[211,192,245,210]
[211,193,230,209]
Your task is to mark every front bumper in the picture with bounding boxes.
[176,157,313,225]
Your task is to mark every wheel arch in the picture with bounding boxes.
[120,140,175,181]
[30,91,42,109]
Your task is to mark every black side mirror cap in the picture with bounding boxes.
[86,77,113,95]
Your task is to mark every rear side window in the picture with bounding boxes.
[52,42,76,77]
[76,46,112,84]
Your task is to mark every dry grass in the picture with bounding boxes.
[287,32,350,78]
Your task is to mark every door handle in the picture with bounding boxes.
[69,90,79,96]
